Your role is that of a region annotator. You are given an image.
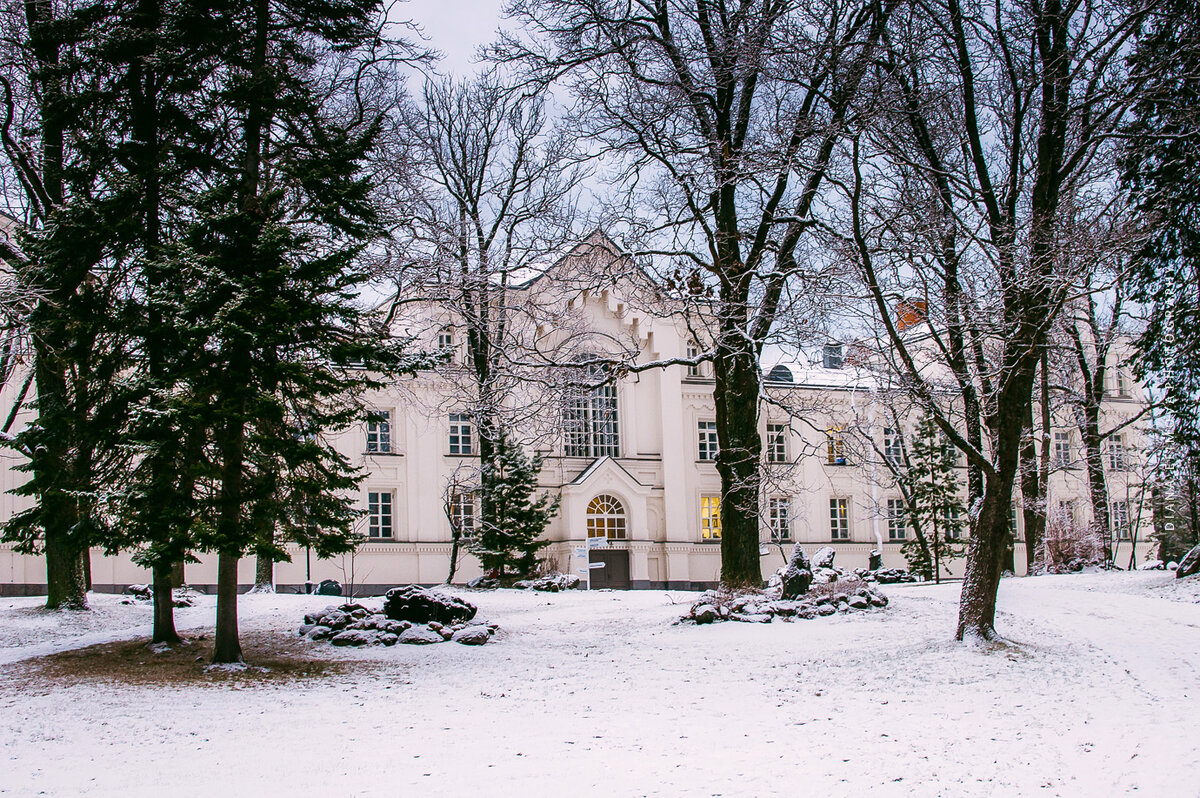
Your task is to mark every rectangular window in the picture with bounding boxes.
[1010,503,1020,540]
[1053,431,1071,468]
[1057,500,1076,529]
[698,421,719,462]
[942,506,962,540]
[769,497,791,542]
[766,423,788,464]
[701,495,721,540]
[883,427,903,466]
[368,491,394,539]
[1107,435,1126,471]
[449,491,477,540]
[1111,500,1131,541]
[686,342,702,378]
[830,497,850,540]
[448,413,474,455]
[939,433,960,466]
[366,412,391,453]
[1112,363,1131,397]
[563,378,620,458]
[826,428,847,465]
[887,498,907,542]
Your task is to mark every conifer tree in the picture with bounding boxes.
[900,414,966,582]
[471,437,558,579]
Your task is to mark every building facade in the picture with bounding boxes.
[0,236,1151,594]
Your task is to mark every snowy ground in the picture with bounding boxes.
[1,572,1198,797]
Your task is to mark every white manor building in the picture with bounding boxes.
[0,234,1151,594]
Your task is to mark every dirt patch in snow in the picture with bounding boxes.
[0,628,374,689]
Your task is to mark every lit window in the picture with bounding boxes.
[448,413,474,455]
[887,498,906,541]
[701,495,721,540]
[823,342,843,369]
[563,363,620,458]
[1104,432,1123,470]
[769,497,791,542]
[766,423,788,464]
[368,491,394,539]
[826,428,847,465]
[587,494,627,540]
[1111,501,1131,540]
[1053,431,1071,468]
[366,412,391,453]
[448,491,477,540]
[698,421,719,462]
[830,498,849,540]
[883,427,903,466]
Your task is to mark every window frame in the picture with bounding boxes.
[886,498,907,542]
[768,496,791,542]
[826,428,848,466]
[368,490,394,540]
[366,411,392,454]
[766,423,788,464]
[830,497,850,540]
[448,412,475,456]
[698,420,719,462]
[700,495,722,540]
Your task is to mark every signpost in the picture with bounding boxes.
[577,536,609,589]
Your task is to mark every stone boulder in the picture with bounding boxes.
[330,630,375,647]
[315,579,343,596]
[466,576,499,590]
[398,626,445,645]
[451,626,491,646]
[812,546,837,570]
[1177,544,1200,579]
[779,546,814,599]
[384,586,477,625]
[513,573,581,592]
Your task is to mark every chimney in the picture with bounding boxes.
[896,299,927,332]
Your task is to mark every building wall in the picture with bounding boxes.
[0,255,1152,593]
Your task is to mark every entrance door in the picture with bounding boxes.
[589,549,631,589]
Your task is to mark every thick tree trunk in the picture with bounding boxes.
[712,318,764,589]
[44,526,87,610]
[212,551,243,664]
[151,561,180,644]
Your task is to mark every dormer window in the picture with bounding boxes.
[823,343,843,370]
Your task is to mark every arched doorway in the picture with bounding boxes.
[586,494,631,588]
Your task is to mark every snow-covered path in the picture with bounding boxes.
[1,574,1197,797]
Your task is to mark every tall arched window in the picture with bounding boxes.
[586,494,627,539]
[563,361,620,457]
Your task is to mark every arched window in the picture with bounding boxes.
[563,360,620,457]
[586,494,627,539]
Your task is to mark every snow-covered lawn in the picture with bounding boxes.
[2,572,1198,797]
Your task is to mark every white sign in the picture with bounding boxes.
[587,537,609,549]
[573,547,588,557]
[577,568,589,575]
[589,562,606,569]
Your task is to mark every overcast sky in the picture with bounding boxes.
[401,0,510,74]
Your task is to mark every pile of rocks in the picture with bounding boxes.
[684,543,892,624]
[122,584,198,607]
[770,545,916,596]
[513,573,581,592]
[300,587,496,647]
[683,583,889,624]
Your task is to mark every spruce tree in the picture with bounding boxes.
[471,437,558,580]
[900,414,966,582]
[1124,0,1200,455]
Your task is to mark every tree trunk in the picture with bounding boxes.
[1080,404,1111,564]
[712,316,764,589]
[151,561,180,644]
[253,549,274,593]
[212,551,243,664]
[44,525,87,610]
[1020,395,1042,572]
